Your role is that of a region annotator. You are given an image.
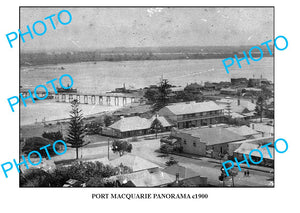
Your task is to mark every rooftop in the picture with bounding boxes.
[110,154,160,172]
[149,115,173,127]
[234,142,274,160]
[109,115,172,132]
[109,116,150,132]
[162,164,199,179]
[162,101,224,115]
[216,99,256,112]
[251,123,274,134]
[106,170,176,187]
[177,127,245,145]
[226,125,259,137]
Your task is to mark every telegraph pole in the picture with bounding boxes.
[107,138,110,160]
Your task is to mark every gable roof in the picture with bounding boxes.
[110,154,159,172]
[162,101,223,115]
[178,127,245,145]
[149,115,173,127]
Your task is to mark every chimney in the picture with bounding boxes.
[238,99,240,106]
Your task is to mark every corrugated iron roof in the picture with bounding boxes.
[109,116,151,132]
[163,101,224,115]
[109,115,172,132]
[227,125,259,136]
[177,127,245,145]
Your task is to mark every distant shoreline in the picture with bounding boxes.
[21,55,274,67]
[20,46,274,67]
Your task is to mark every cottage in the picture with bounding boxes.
[171,127,245,157]
[158,101,224,129]
[215,98,256,119]
[250,123,274,137]
[163,164,207,187]
[233,142,274,167]
[108,115,173,138]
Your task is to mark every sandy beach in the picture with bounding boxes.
[20,100,122,126]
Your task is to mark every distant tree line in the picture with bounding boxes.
[21,45,273,67]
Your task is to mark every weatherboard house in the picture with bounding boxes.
[158,101,225,129]
[171,126,245,157]
[108,115,173,138]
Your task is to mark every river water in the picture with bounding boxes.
[20,57,273,125]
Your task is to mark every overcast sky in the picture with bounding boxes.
[20,7,273,52]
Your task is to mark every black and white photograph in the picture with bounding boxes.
[18,7,275,188]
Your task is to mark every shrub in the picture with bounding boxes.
[51,161,116,186]
[21,168,52,187]
[20,161,126,187]
[42,131,64,141]
[111,140,133,156]
[84,122,102,135]
[86,177,105,187]
[165,157,178,166]
[22,137,56,157]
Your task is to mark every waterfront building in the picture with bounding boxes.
[158,101,225,129]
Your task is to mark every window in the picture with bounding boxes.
[184,140,187,144]
[193,142,196,147]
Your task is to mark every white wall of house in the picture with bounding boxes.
[174,132,206,156]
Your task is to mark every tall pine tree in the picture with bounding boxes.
[255,95,265,123]
[66,99,89,159]
[153,79,172,112]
